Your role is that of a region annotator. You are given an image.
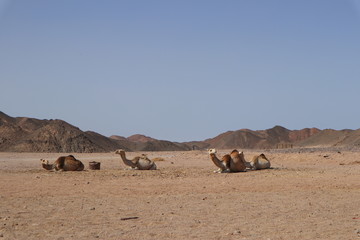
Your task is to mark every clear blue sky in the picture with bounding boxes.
[1,0,360,142]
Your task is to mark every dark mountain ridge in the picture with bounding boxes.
[0,112,190,152]
[1,111,359,152]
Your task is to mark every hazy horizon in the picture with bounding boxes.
[1,0,360,142]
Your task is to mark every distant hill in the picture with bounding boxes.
[296,129,360,148]
[0,112,126,152]
[202,126,320,149]
[109,134,189,151]
[0,112,189,152]
[127,134,157,143]
[1,111,359,152]
[110,134,157,143]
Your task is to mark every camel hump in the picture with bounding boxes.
[54,155,84,171]
[252,153,269,162]
[229,150,246,172]
[62,158,84,171]
[251,153,271,170]
[136,158,157,170]
[230,149,239,154]
[221,154,232,169]
[259,153,267,159]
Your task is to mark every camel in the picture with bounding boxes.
[115,149,157,170]
[249,153,271,170]
[40,155,84,171]
[208,149,247,173]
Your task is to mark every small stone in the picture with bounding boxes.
[90,207,95,210]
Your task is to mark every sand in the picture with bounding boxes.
[0,150,359,240]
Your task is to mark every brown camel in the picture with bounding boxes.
[40,155,84,171]
[250,153,271,170]
[115,149,157,170]
[208,149,247,173]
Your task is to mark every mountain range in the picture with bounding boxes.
[1,111,360,152]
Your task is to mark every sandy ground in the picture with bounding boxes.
[0,150,359,240]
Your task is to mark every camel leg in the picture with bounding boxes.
[245,161,253,169]
[124,167,138,170]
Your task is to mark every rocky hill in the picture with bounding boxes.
[127,134,157,143]
[202,126,321,149]
[1,111,359,152]
[0,112,125,152]
[296,129,360,148]
[0,112,190,152]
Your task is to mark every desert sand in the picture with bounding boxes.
[0,150,359,240]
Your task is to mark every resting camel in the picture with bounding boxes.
[115,149,157,170]
[40,155,84,171]
[249,153,271,170]
[208,149,247,173]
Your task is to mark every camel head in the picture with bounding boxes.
[40,159,53,170]
[115,149,125,155]
[40,159,49,165]
[208,148,217,154]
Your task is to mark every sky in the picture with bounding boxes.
[1,0,360,142]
